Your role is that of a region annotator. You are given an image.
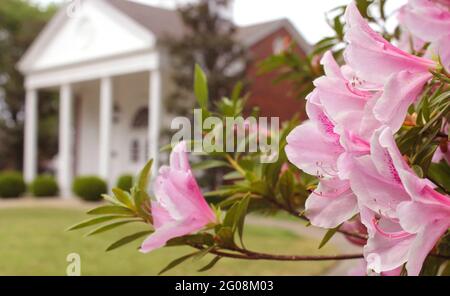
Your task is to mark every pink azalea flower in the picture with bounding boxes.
[305,178,359,228]
[344,2,436,85]
[340,217,368,246]
[432,142,450,163]
[351,127,450,275]
[396,170,450,275]
[140,141,216,253]
[360,205,416,274]
[348,127,412,219]
[348,259,403,276]
[285,92,344,179]
[285,94,359,228]
[345,2,436,132]
[398,0,450,44]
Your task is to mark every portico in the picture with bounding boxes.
[18,0,165,196]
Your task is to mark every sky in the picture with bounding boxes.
[31,0,407,44]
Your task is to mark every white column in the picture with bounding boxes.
[149,70,162,173]
[58,84,73,198]
[24,89,38,183]
[99,77,113,183]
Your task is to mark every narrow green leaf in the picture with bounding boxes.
[223,202,239,229]
[236,195,251,247]
[66,215,130,231]
[194,64,208,109]
[137,159,153,192]
[134,190,151,219]
[158,252,200,275]
[112,188,133,208]
[215,226,235,248]
[319,224,342,249]
[197,256,222,272]
[191,160,229,171]
[85,219,140,236]
[428,161,450,193]
[87,205,135,216]
[106,230,153,251]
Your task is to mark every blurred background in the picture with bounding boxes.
[0,0,405,275]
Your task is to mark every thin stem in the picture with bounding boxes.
[192,245,364,261]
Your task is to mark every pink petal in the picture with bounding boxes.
[405,220,450,275]
[373,71,431,132]
[344,2,435,84]
[305,178,359,228]
[349,155,410,218]
[360,207,415,273]
[285,121,343,178]
[399,0,450,43]
[140,218,207,253]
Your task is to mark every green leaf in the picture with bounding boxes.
[191,160,229,171]
[85,219,141,236]
[133,190,151,219]
[412,165,424,178]
[319,224,342,249]
[158,252,200,275]
[197,256,222,272]
[66,215,130,231]
[216,226,235,248]
[137,159,153,192]
[194,64,208,109]
[106,230,153,251]
[87,205,135,216]
[428,161,450,193]
[440,261,450,276]
[236,195,251,247]
[112,188,133,208]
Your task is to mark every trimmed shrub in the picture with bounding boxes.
[30,175,59,197]
[72,176,107,202]
[116,174,134,192]
[0,171,26,198]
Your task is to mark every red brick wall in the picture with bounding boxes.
[245,27,307,122]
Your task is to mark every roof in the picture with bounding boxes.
[18,0,311,73]
[108,0,186,39]
[108,0,311,50]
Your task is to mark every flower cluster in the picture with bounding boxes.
[285,1,450,276]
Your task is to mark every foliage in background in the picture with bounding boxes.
[116,174,134,192]
[163,0,248,116]
[30,174,58,197]
[0,0,58,171]
[259,0,394,100]
[72,176,108,202]
[0,170,26,198]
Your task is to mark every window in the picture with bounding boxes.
[132,107,149,128]
[130,139,140,163]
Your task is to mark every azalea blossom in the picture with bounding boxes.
[350,127,450,275]
[398,0,450,44]
[140,141,216,253]
[396,170,450,275]
[345,2,438,132]
[285,51,382,228]
[398,0,450,71]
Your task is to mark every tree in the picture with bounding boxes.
[163,0,248,115]
[0,0,57,171]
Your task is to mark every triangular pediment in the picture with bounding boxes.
[19,0,155,73]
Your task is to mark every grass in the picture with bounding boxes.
[0,207,338,275]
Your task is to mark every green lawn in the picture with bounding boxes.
[0,207,337,275]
